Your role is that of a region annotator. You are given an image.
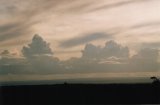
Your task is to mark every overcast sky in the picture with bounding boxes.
[0,0,160,83]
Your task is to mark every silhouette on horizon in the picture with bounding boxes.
[151,76,160,85]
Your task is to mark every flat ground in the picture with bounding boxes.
[0,83,160,104]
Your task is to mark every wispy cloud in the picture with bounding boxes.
[0,21,37,42]
[0,0,92,44]
[60,32,112,48]
[88,0,152,12]
[131,21,160,29]
[0,0,160,60]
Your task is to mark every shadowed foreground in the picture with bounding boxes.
[0,83,160,104]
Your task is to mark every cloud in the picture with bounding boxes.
[1,50,10,55]
[0,21,36,43]
[141,42,160,49]
[131,21,160,29]
[0,0,91,17]
[88,0,151,12]
[60,33,112,48]
[64,40,130,73]
[82,40,129,59]
[131,48,159,62]
[65,41,159,73]
[0,0,93,46]
[101,40,129,58]
[0,1,39,43]
[22,34,53,58]
[0,50,29,75]
[21,35,64,74]
[0,50,19,59]
[0,35,62,75]
[130,48,159,71]
[0,36,159,75]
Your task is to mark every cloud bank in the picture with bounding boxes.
[0,35,159,75]
[82,40,129,59]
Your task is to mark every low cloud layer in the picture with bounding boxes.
[0,35,159,75]
[142,42,160,49]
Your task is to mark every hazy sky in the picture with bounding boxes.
[1,0,160,60]
[0,0,160,83]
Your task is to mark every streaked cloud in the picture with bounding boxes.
[88,0,152,12]
[60,32,112,48]
[1,0,160,53]
[0,20,37,43]
[131,21,160,29]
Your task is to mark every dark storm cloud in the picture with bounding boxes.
[60,33,112,48]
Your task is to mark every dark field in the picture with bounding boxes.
[0,83,160,104]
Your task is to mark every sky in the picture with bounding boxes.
[0,0,160,83]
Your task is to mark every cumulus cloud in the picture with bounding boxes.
[131,48,159,65]
[21,35,64,74]
[129,48,159,71]
[65,41,159,73]
[64,40,129,72]
[0,36,159,75]
[82,40,129,59]
[22,35,63,74]
[22,34,53,58]
[0,35,62,75]
[63,40,130,73]
[28,55,64,74]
